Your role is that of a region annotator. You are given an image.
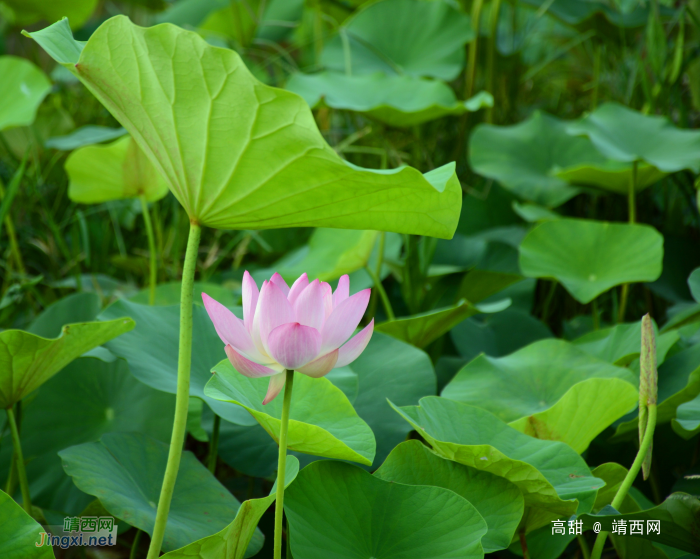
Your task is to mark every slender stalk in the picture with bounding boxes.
[146,221,201,559]
[130,529,142,559]
[465,0,484,100]
[367,232,386,320]
[519,530,530,559]
[208,414,221,474]
[592,299,600,330]
[139,195,158,306]
[541,280,557,322]
[0,178,27,277]
[577,533,591,559]
[591,42,602,110]
[6,407,31,514]
[590,404,657,559]
[618,161,638,322]
[486,0,503,123]
[274,370,295,559]
[364,265,395,320]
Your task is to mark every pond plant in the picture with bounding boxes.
[0,1,700,559]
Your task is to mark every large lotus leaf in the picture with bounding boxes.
[375,298,511,348]
[519,219,664,304]
[468,112,659,208]
[374,440,523,553]
[287,71,492,127]
[66,135,169,203]
[160,456,299,559]
[207,331,435,474]
[59,432,258,554]
[0,317,134,409]
[205,360,376,466]
[25,17,461,238]
[450,308,553,362]
[0,357,175,514]
[285,460,488,559]
[580,493,700,555]
[0,490,53,559]
[390,397,604,532]
[672,393,700,439]
[0,56,51,132]
[567,103,700,173]
[509,378,638,453]
[442,339,638,452]
[2,0,96,28]
[442,338,636,420]
[98,300,252,425]
[573,321,679,367]
[45,125,127,150]
[27,292,101,338]
[320,0,473,81]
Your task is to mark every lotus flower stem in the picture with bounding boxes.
[207,414,221,473]
[274,369,295,559]
[147,221,201,559]
[6,406,31,514]
[518,530,530,559]
[485,0,502,123]
[139,195,158,306]
[577,534,591,559]
[589,405,656,559]
[367,232,386,319]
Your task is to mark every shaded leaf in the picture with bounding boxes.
[45,125,127,150]
[0,490,53,558]
[59,432,257,553]
[321,0,474,81]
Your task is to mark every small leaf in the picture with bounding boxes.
[0,56,51,132]
[45,125,127,150]
[0,490,53,558]
[672,393,700,439]
[567,102,700,173]
[0,317,134,408]
[288,71,492,127]
[320,0,474,81]
[519,218,664,304]
[66,135,169,203]
[205,361,376,466]
[285,460,488,559]
[375,298,510,348]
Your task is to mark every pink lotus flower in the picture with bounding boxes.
[203,271,374,405]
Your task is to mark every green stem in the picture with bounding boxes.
[577,533,591,559]
[465,0,484,100]
[618,161,638,323]
[591,42,601,110]
[541,280,557,322]
[590,404,657,559]
[208,414,221,474]
[274,370,295,559]
[139,195,158,306]
[130,529,142,559]
[367,232,386,320]
[519,530,530,559]
[6,407,31,514]
[364,265,395,320]
[0,179,27,277]
[486,0,503,123]
[592,299,600,330]
[146,221,201,559]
